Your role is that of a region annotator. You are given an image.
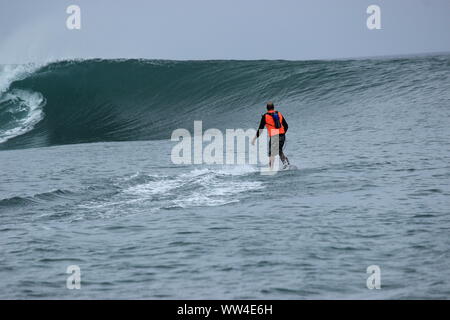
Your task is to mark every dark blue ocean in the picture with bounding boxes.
[1,56,449,298]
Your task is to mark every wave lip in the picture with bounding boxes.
[0,64,46,144]
[0,64,41,94]
[0,89,46,144]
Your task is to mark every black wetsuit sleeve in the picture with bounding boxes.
[282,117,288,133]
[256,115,266,138]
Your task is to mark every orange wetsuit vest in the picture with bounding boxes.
[264,110,286,137]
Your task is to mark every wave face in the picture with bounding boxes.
[0,56,449,150]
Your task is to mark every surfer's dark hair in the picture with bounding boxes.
[266,102,275,110]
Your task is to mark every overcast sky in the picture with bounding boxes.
[1,0,449,63]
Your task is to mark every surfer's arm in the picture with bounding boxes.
[252,115,266,145]
[255,115,266,138]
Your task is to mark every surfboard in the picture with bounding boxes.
[282,164,298,171]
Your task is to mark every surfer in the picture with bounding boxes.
[251,102,290,169]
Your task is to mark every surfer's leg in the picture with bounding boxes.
[269,155,275,168]
[278,134,289,166]
[268,136,277,169]
[280,151,290,165]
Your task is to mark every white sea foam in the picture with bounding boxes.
[0,64,41,94]
[79,165,264,215]
[0,89,46,144]
[181,165,258,178]
[124,178,181,196]
[0,64,46,143]
[124,166,263,208]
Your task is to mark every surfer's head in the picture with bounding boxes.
[266,102,275,110]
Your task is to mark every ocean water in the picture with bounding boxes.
[0,56,449,299]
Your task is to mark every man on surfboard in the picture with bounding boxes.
[251,102,290,169]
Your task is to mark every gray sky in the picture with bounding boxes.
[1,0,449,63]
